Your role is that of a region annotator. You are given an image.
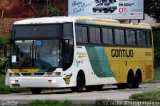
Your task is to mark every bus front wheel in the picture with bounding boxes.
[133,70,142,88]
[71,71,85,92]
[30,88,42,94]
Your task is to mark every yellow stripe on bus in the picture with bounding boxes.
[11,69,39,73]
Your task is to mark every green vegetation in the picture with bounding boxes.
[0,35,10,76]
[130,90,160,102]
[16,100,130,106]
[153,30,160,68]
[0,77,29,94]
[144,0,160,22]
[49,7,63,16]
[17,100,93,106]
[153,68,160,81]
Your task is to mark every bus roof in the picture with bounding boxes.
[75,17,151,30]
[14,17,75,25]
[14,16,151,30]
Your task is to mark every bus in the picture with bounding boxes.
[5,17,154,94]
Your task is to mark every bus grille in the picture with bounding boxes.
[14,73,46,77]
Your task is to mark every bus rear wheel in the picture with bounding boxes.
[93,8,96,12]
[104,9,108,13]
[133,70,142,88]
[127,70,134,89]
[30,88,42,94]
[71,71,85,92]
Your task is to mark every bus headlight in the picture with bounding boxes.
[46,72,61,76]
[11,80,18,84]
[11,80,16,84]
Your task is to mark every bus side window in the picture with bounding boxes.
[102,28,113,45]
[89,27,96,44]
[63,23,73,38]
[137,30,147,46]
[95,28,101,44]
[62,40,70,62]
[114,29,125,45]
[126,30,136,45]
[75,26,82,43]
[82,27,88,43]
[146,31,152,46]
[89,27,101,44]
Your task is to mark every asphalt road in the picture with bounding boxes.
[0,83,160,101]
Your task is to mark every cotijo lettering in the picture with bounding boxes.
[111,49,134,57]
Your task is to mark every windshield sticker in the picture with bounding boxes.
[12,56,16,63]
[36,40,43,46]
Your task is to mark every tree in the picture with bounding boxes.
[49,7,63,16]
[144,0,160,22]
[153,30,160,67]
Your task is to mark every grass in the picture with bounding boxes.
[130,90,160,102]
[17,100,94,106]
[153,68,160,81]
[0,76,29,94]
[16,100,131,106]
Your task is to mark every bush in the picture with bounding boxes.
[0,35,10,75]
[49,7,63,16]
[130,90,160,101]
[153,30,160,68]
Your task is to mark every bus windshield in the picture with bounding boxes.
[11,23,74,69]
[11,40,61,68]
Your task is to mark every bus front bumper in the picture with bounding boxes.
[9,76,67,88]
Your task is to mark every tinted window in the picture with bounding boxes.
[63,23,73,38]
[96,28,101,44]
[114,29,125,45]
[75,26,82,43]
[102,28,113,44]
[13,24,63,39]
[82,27,88,43]
[119,29,125,44]
[137,30,147,46]
[126,30,136,45]
[146,31,152,46]
[89,27,96,43]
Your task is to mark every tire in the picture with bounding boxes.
[93,8,96,12]
[71,72,85,92]
[110,10,114,13]
[127,71,134,89]
[30,88,42,94]
[104,9,108,13]
[133,71,142,88]
[117,83,127,89]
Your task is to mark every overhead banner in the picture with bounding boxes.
[68,0,144,19]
